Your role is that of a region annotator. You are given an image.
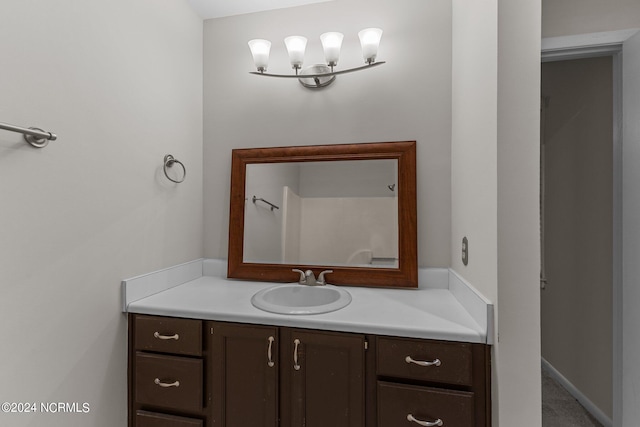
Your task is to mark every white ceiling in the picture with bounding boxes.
[187,0,335,19]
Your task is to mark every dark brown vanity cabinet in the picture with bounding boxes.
[129,315,365,427]
[128,315,207,427]
[129,315,490,427]
[375,336,491,427]
[209,323,365,427]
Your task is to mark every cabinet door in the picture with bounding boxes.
[209,322,278,427]
[281,328,365,427]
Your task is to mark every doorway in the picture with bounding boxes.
[540,56,614,426]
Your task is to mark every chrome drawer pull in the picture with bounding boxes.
[267,336,275,368]
[407,414,443,426]
[293,339,301,371]
[405,355,441,367]
[154,378,180,388]
[153,332,179,341]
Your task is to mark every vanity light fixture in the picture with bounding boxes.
[248,28,385,89]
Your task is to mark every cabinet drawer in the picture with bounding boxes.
[134,315,202,356]
[377,337,472,386]
[136,410,203,427]
[378,381,474,427]
[135,353,203,413]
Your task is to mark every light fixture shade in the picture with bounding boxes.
[358,28,383,63]
[284,36,307,69]
[248,39,271,72]
[320,32,344,67]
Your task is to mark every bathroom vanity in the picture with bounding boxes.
[123,260,492,427]
[124,141,492,426]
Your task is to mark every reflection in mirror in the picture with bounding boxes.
[228,141,417,288]
[244,159,399,268]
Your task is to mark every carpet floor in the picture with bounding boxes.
[542,369,604,427]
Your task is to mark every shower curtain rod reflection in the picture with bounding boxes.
[252,196,279,211]
[0,121,57,148]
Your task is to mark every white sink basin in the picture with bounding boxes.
[251,283,352,315]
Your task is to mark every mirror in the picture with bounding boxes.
[228,141,417,288]
[244,159,398,268]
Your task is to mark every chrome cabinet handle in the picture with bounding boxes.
[154,378,180,388]
[407,414,443,426]
[293,339,301,371]
[405,355,441,367]
[267,336,275,367]
[153,332,179,341]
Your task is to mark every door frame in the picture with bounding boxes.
[541,29,637,427]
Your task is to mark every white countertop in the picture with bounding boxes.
[124,259,492,344]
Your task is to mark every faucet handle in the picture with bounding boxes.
[317,270,333,285]
[292,269,306,284]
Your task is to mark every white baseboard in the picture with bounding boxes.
[541,357,612,427]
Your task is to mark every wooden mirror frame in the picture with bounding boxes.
[227,141,417,288]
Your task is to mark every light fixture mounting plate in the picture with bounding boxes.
[298,64,336,88]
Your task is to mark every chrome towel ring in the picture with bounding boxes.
[163,154,186,183]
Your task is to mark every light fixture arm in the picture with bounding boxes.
[249,61,385,79]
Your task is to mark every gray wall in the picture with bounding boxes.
[244,163,299,262]
[299,160,396,198]
[543,0,640,37]
[495,0,543,424]
[202,0,453,266]
[541,56,614,418]
[0,1,203,426]
[451,0,542,424]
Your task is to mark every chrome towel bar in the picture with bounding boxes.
[0,121,57,148]
[252,196,279,211]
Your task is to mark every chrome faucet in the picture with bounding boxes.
[292,269,333,286]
